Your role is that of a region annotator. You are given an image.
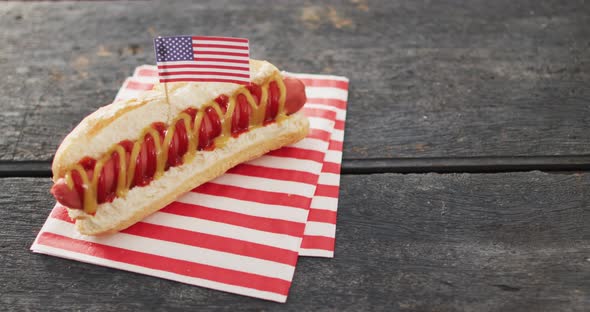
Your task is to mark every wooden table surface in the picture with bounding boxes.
[1,1,589,311]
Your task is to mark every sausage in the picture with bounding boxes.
[199,110,214,150]
[232,94,251,135]
[246,83,262,105]
[133,138,149,187]
[51,78,307,212]
[97,155,116,203]
[167,123,180,167]
[145,135,157,180]
[52,159,118,209]
[51,178,82,209]
[283,77,307,115]
[206,106,222,138]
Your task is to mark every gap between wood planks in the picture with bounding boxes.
[2,155,590,177]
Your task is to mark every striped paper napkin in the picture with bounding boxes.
[31,66,348,302]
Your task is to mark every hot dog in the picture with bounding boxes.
[50,59,309,235]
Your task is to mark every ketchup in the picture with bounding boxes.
[167,120,182,168]
[232,94,251,136]
[63,77,300,211]
[184,108,198,124]
[97,153,116,203]
[152,122,167,140]
[71,90,259,207]
[247,83,262,105]
[144,134,157,181]
[119,140,134,153]
[199,107,222,150]
[214,94,229,113]
[79,157,96,171]
[133,135,148,187]
[206,107,222,138]
[71,169,85,207]
[265,81,280,123]
[111,151,120,198]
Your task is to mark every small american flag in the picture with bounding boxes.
[154,36,250,85]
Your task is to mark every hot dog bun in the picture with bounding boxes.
[52,60,278,180]
[68,112,308,235]
[51,59,310,235]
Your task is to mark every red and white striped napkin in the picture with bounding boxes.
[31,65,348,302]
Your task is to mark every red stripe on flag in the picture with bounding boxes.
[162,202,306,238]
[194,51,249,58]
[306,98,347,110]
[126,81,154,91]
[160,78,248,84]
[315,184,340,198]
[299,79,349,90]
[192,36,249,43]
[267,147,325,163]
[158,71,250,78]
[191,58,250,64]
[37,232,291,296]
[328,140,343,151]
[194,183,311,209]
[228,164,319,185]
[300,235,335,250]
[306,209,337,224]
[158,64,249,71]
[193,44,249,50]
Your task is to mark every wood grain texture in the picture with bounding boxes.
[2,173,588,311]
[1,0,589,162]
[5,155,590,178]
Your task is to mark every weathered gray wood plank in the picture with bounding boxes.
[1,173,588,311]
[1,0,589,162]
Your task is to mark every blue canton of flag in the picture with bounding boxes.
[155,36,194,62]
